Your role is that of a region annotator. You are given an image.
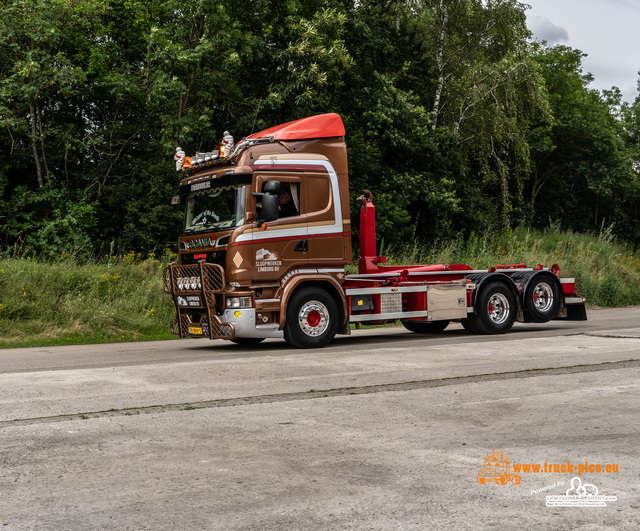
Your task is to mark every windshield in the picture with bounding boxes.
[184,184,246,233]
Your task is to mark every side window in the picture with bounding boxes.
[278,182,300,218]
[305,175,331,217]
[254,175,301,220]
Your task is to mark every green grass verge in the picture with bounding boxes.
[0,256,176,349]
[1,226,639,349]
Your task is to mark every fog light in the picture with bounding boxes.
[234,310,241,318]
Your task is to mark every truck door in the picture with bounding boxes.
[305,172,345,266]
[252,175,308,281]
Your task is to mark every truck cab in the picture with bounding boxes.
[164,114,353,346]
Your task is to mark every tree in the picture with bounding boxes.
[526,45,636,237]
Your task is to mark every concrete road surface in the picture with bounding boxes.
[1,307,639,530]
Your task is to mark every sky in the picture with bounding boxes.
[525,0,640,102]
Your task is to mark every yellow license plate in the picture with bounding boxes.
[188,326,203,335]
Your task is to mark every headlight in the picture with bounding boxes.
[226,296,253,309]
[176,276,201,291]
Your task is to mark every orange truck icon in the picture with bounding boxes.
[477,448,521,485]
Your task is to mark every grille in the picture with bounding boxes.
[201,263,225,292]
[164,261,231,340]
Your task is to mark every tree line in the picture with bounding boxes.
[1,0,639,260]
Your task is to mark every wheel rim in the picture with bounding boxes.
[487,293,510,325]
[298,300,330,337]
[532,281,554,313]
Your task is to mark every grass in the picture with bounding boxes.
[1,226,639,349]
[0,253,177,349]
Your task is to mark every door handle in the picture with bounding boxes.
[294,240,308,252]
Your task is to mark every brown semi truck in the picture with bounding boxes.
[163,113,586,348]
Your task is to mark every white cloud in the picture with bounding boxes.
[525,0,640,101]
[528,16,569,45]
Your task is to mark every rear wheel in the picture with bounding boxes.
[471,282,516,334]
[525,274,560,323]
[401,320,450,333]
[284,287,339,348]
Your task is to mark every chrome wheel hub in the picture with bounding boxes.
[298,300,330,337]
[532,281,554,313]
[487,293,510,325]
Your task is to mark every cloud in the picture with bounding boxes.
[528,16,569,44]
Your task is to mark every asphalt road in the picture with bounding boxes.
[1,308,639,530]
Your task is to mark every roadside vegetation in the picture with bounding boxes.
[0,251,178,349]
[2,228,639,349]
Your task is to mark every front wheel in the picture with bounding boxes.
[401,320,450,333]
[470,282,516,334]
[284,287,339,348]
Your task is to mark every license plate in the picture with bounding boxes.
[188,326,203,335]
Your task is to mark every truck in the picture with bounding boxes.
[163,113,586,348]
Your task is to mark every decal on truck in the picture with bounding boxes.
[256,248,281,272]
[256,248,279,261]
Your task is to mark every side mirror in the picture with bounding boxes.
[262,194,279,221]
[252,180,281,223]
[263,180,281,194]
[171,195,181,205]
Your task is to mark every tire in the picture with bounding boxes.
[499,475,508,485]
[471,282,516,334]
[231,337,266,345]
[284,287,339,348]
[477,477,486,485]
[401,320,450,333]
[524,274,560,323]
[512,475,521,485]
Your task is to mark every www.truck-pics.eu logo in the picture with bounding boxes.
[477,448,521,485]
